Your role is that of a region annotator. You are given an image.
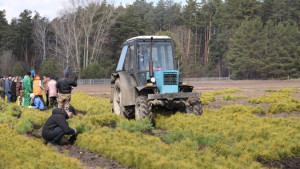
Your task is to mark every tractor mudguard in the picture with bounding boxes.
[118,72,138,106]
[111,73,118,84]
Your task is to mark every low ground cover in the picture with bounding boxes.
[0,124,84,169]
[248,88,300,113]
[201,88,242,105]
[0,88,299,169]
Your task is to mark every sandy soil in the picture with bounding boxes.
[73,79,300,97]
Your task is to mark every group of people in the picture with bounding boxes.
[1,71,57,110]
[0,69,79,146]
[0,69,77,111]
[0,75,23,104]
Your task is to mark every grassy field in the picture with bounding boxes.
[0,87,299,168]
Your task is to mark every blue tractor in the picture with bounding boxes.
[111,36,202,120]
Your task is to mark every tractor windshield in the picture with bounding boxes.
[137,41,174,71]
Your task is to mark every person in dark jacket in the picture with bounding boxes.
[5,75,12,103]
[11,76,18,103]
[56,69,77,111]
[42,105,77,145]
[0,76,5,100]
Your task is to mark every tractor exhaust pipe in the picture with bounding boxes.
[149,37,154,77]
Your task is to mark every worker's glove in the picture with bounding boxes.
[73,128,78,135]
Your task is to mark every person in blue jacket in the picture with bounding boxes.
[29,93,45,110]
[4,75,12,103]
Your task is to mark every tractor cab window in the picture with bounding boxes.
[137,41,174,71]
[124,45,134,71]
[116,45,128,71]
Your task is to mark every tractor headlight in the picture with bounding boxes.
[150,77,156,83]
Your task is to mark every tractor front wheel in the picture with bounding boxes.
[135,96,152,120]
[186,98,203,115]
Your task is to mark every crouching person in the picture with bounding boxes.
[29,93,45,110]
[42,106,77,146]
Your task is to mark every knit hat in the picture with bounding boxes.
[31,70,35,76]
[64,69,70,75]
[35,74,40,80]
[30,93,35,98]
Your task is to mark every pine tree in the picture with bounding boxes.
[227,18,265,79]
[0,10,8,50]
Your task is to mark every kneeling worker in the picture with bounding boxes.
[42,106,77,145]
[29,93,45,110]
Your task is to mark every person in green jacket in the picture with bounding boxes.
[23,72,32,106]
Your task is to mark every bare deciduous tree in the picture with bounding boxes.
[33,16,49,61]
[52,0,119,75]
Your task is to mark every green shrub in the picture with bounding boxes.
[201,88,242,105]
[14,117,33,134]
[251,106,266,114]
[279,88,298,93]
[80,62,112,78]
[222,94,246,101]
[268,102,300,114]
[201,93,216,105]
[39,59,61,77]
[117,118,153,132]
[248,92,297,104]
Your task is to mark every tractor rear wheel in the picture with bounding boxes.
[113,79,126,117]
[186,98,203,115]
[135,96,152,120]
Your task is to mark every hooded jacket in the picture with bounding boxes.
[32,96,45,110]
[0,79,5,91]
[47,79,57,97]
[23,75,32,93]
[56,77,77,94]
[43,77,50,92]
[42,108,75,140]
[11,81,17,96]
[33,76,43,95]
[5,79,11,92]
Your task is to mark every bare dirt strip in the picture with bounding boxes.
[73,79,300,109]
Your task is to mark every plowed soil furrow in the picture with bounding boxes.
[57,145,131,169]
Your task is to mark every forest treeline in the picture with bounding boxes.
[0,0,299,79]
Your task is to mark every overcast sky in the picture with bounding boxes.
[0,0,184,23]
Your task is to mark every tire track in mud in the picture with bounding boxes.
[57,144,131,169]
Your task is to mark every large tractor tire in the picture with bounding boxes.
[135,96,152,120]
[113,79,126,117]
[186,98,203,115]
